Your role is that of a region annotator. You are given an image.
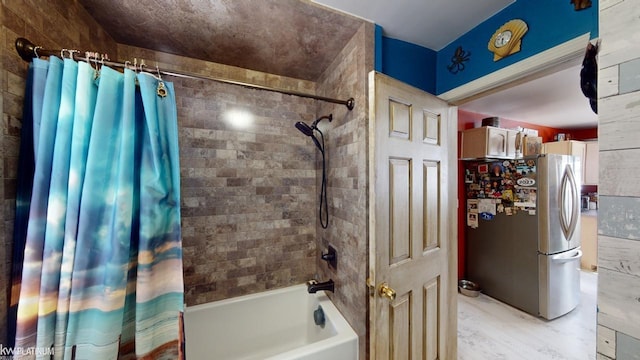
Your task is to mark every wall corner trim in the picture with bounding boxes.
[439,33,592,104]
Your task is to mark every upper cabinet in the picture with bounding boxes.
[542,140,589,185]
[461,126,519,159]
[584,141,599,185]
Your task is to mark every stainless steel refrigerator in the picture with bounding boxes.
[464,154,582,320]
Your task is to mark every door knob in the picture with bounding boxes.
[378,282,396,301]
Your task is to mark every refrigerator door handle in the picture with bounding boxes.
[559,164,579,240]
[551,249,583,263]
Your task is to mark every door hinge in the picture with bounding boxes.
[366,278,375,297]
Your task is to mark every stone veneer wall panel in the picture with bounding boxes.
[118,44,320,305]
[597,0,640,358]
[0,0,118,344]
[315,22,374,360]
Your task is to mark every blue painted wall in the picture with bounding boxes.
[379,36,437,94]
[375,24,383,72]
[436,0,598,94]
[375,1,598,95]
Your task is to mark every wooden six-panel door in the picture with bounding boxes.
[368,72,457,359]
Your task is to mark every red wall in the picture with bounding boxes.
[456,110,597,279]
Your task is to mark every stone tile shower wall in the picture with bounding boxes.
[596,0,640,358]
[0,1,118,343]
[122,21,374,359]
[315,23,374,360]
[176,80,319,304]
[118,44,321,305]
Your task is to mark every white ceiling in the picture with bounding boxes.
[312,0,514,50]
[461,62,598,129]
[312,0,598,129]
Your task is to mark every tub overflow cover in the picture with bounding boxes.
[313,305,326,328]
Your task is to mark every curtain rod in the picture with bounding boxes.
[14,38,355,111]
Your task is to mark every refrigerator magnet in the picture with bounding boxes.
[505,207,513,216]
[478,199,496,215]
[490,163,504,177]
[478,164,489,173]
[467,213,478,228]
[480,212,494,221]
[467,199,479,213]
[516,177,536,187]
[465,171,475,183]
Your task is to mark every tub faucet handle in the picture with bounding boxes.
[321,245,337,269]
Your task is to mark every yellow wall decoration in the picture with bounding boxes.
[488,19,529,61]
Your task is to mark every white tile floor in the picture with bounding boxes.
[458,271,597,360]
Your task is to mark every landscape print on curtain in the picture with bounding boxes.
[11,56,184,359]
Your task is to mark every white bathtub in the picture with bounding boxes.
[184,284,358,360]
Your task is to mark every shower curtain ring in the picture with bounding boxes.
[92,53,100,80]
[156,81,167,98]
[34,46,41,58]
[155,63,167,98]
[155,63,163,80]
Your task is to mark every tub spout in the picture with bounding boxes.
[307,279,334,293]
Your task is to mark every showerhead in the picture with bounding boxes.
[295,121,323,152]
[295,121,314,137]
[295,114,332,153]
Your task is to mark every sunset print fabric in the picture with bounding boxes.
[11,57,184,359]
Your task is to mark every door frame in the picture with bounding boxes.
[439,33,591,105]
[441,31,594,351]
[365,33,591,358]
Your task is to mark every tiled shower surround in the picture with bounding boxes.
[120,22,374,358]
[177,78,319,303]
[1,3,372,358]
[315,24,374,360]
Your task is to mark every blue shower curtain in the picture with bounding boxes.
[10,56,184,359]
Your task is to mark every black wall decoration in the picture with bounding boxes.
[447,46,471,74]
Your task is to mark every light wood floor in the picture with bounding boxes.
[458,270,597,360]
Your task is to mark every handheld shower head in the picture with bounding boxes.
[295,121,314,137]
[295,121,323,152]
[296,114,333,137]
[294,115,333,229]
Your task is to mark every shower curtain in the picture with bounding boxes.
[9,56,184,359]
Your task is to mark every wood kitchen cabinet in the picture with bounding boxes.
[542,140,587,184]
[584,141,599,185]
[580,212,597,271]
[461,126,519,159]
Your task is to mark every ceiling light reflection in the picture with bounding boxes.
[224,109,254,129]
